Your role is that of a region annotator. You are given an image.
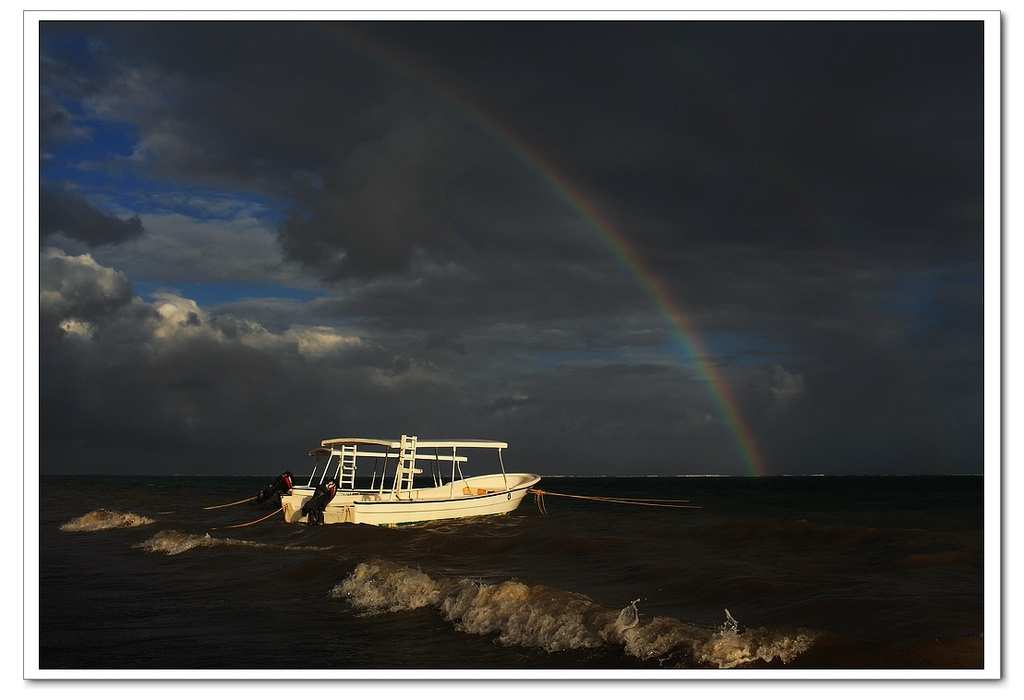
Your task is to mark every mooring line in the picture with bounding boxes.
[528,488,702,513]
[534,490,549,515]
[583,495,693,503]
[202,495,258,510]
[214,507,283,530]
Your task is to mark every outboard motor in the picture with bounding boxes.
[256,471,294,505]
[301,478,337,525]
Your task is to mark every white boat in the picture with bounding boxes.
[279,435,540,527]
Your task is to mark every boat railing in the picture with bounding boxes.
[302,439,505,498]
[320,448,469,464]
[305,443,471,494]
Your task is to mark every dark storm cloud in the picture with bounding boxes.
[36,18,988,475]
[352,21,983,258]
[36,247,746,475]
[38,21,985,269]
[40,22,587,279]
[277,90,489,277]
[36,249,671,474]
[40,186,144,247]
[39,94,89,149]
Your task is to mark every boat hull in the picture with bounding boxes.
[280,473,540,527]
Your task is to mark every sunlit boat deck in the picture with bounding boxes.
[279,435,540,527]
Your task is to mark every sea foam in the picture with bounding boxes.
[132,529,332,556]
[332,558,817,668]
[60,509,155,532]
[133,530,224,555]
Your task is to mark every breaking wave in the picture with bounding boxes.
[331,558,817,668]
[134,530,226,555]
[60,509,155,532]
[133,529,332,556]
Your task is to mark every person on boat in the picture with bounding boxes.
[301,477,337,525]
[256,471,294,505]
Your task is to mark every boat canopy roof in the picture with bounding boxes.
[319,437,508,450]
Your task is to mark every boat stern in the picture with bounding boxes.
[280,492,307,523]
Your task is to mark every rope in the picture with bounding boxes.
[587,495,693,503]
[203,495,258,510]
[214,507,283,530]
[534,490,548,515]
[528,488,701,513]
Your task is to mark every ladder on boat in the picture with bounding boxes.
[394,434,422,498]
[338,443,357,490]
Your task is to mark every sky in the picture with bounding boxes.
[32,15,993,477]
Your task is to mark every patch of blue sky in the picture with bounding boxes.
[883,264,982,335]
[42,118,138,180]
[49,153,291,227]
[43,103,292,226]
[131,185,291,223]
[133,280,322,307]
[42,31,104,76]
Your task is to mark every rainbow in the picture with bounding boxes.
[493,136,769,477]
[315,24,769,476]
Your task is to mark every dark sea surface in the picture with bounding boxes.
[35,474,987,676]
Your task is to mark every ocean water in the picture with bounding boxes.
[34,474,986,676]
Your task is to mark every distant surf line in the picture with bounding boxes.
[318,24,769,476]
